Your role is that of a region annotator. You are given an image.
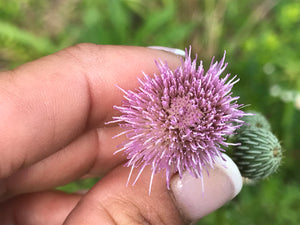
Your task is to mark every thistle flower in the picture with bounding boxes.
[111,48,246,192]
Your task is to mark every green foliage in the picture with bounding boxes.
[1,0,300,224]
[198,178,300,225]
[56,178,99,193]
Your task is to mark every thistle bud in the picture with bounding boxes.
[232,127,282,180]
[242,111,271,131]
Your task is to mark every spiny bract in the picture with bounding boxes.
[232,127,282,180]
[241,111,271,131]
[111,48,246,192]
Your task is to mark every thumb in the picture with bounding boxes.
[170,153,243,223]
[63,154,242,225]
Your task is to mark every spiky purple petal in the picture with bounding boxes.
[111,47,246,190]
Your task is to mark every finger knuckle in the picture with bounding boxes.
[106,196,151,225]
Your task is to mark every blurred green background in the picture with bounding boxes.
[1,0,299,224]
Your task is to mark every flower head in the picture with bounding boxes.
[111,47,246,192]
[241,111,271,131]
[232,127,282,180]
[231,111,282,181]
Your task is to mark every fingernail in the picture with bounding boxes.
[170,154,242,222]
[147,46,186,57]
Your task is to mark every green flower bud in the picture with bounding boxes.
[232,127,282,180]
[241,111,271,131]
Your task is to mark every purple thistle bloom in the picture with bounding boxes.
[110,47,245,193]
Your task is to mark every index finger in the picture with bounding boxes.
[0,44,182,178]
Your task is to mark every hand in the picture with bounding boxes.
[0,44,242,225]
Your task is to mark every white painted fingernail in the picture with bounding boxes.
[170,154,242,222]
[147,46,186,57]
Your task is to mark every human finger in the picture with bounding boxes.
[0,44,182,178]
[63,154,242,224]
[0,126,127,200]
[0,191,81,225]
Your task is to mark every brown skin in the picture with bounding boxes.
[0,44,186,224]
